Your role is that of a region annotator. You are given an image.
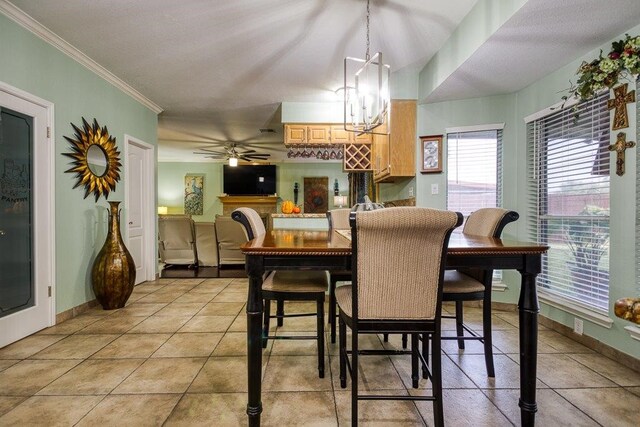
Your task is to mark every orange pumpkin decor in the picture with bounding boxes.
[281,200,295,214]
[292,205,301,214]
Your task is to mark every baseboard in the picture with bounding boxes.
[479,301,640,373]
[55,299,99,323]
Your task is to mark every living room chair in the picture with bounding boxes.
[441,208,519,378]
[214,215,248,273]
[194,222,218,267]
[327,208,352,343]
[232,207,329,378]
[337,207,462,426]
[158,215,197,267]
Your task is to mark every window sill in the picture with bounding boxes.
[492,281,507,292]
[624,325,640,342]
[538,291,614,328]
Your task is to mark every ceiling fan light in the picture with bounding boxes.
[228,157,238,167]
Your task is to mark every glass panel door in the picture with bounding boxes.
[0,107,34,318]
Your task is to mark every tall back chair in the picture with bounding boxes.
[442,208,519,378]
[336,207,462,426]
[326,208,353,343]
[232,207,329,378]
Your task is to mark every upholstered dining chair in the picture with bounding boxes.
[326,208,352,343]
[232,207,329,378]
[337,207,462,426]
[441,208,519,378]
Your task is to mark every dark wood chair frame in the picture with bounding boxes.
[327,211,352,344]
[232,210,326,377]
[338,211,462,426]
[440,210,519,378]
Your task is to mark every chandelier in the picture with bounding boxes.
[343,0,390,135]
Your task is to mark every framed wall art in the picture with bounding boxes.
[420,135,443,174]
[303,177,328,213]
[184,174,204,215]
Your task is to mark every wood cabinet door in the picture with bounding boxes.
[330,125,350,144]
[352,131,372,144]
[306,125,330,144]
[285,124,306,145]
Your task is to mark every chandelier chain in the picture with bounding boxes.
[365,0,370,60]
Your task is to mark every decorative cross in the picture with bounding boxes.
[607,83,636,130]
[608,132,636,176]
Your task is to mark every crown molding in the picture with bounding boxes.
[0,1,163,114]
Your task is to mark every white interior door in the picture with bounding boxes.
[0,84,54,347]
[126,136,154,285]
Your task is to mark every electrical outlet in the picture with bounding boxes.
[408,186,414,197]
[431,184,439,195]
[573,318,584,335]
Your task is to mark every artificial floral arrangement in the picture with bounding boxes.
[565,34,640,102]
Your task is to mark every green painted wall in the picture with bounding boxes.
[417,24,640,357]
[418,0,527,101]
[157,163,223,220]
[158,162,350,216]
[0,14,158,314]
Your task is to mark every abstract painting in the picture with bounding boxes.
[303,177,328,213]
[184,174,204,215]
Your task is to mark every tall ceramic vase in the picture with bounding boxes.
[91,201,136,309]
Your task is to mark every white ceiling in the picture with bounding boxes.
[6,0,640,162]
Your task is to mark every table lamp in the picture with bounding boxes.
[333,195,347,208]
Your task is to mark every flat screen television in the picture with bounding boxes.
[223,165,276,196]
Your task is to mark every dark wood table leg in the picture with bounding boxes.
[246,257,263,426]
[518,256,541,427]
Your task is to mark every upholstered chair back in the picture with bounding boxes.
[232,207,266,240]
[327,208,351,230]
[352,207,462,320]
[462,208,518,238]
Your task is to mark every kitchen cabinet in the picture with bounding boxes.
[284,124,372,145]
[372,99,416,183]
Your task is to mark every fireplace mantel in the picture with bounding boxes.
[218,195,279,216]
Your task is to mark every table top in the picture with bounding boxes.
[240,229,548,255]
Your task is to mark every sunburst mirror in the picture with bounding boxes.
[63,118,122,201]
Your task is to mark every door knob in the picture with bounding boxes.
[0,230,5,236]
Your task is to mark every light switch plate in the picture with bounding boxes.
[431,184,439,195]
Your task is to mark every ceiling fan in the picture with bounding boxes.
[193,143,271,166]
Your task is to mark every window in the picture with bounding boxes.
[446,129,503,216]
[527,93,610,312]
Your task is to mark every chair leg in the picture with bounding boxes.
[455,301,465,350]
[317,297,325,378]
[402,333,408,349]
[262,299,271,349]
[276,298,285,327]
[339,315,347,388]
[422,333,429,379]
[329,277,337,343]
[411,333,419,388]
[383,333,389,342]
[432,333,444,427]
[351,327,358,426]
[482,299,496,377]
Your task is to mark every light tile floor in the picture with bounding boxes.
[1,277,639,426]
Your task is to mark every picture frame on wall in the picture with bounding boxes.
[184,174,204,215]
[420,135,443,173]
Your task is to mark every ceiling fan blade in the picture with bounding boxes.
[193,151,225,155]
[243,154,271,159]
[239,149,257,154]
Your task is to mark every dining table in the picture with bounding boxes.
[240,228,549,426]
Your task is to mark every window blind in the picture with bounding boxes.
[446,129,503,216]
[527,93,610,312]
